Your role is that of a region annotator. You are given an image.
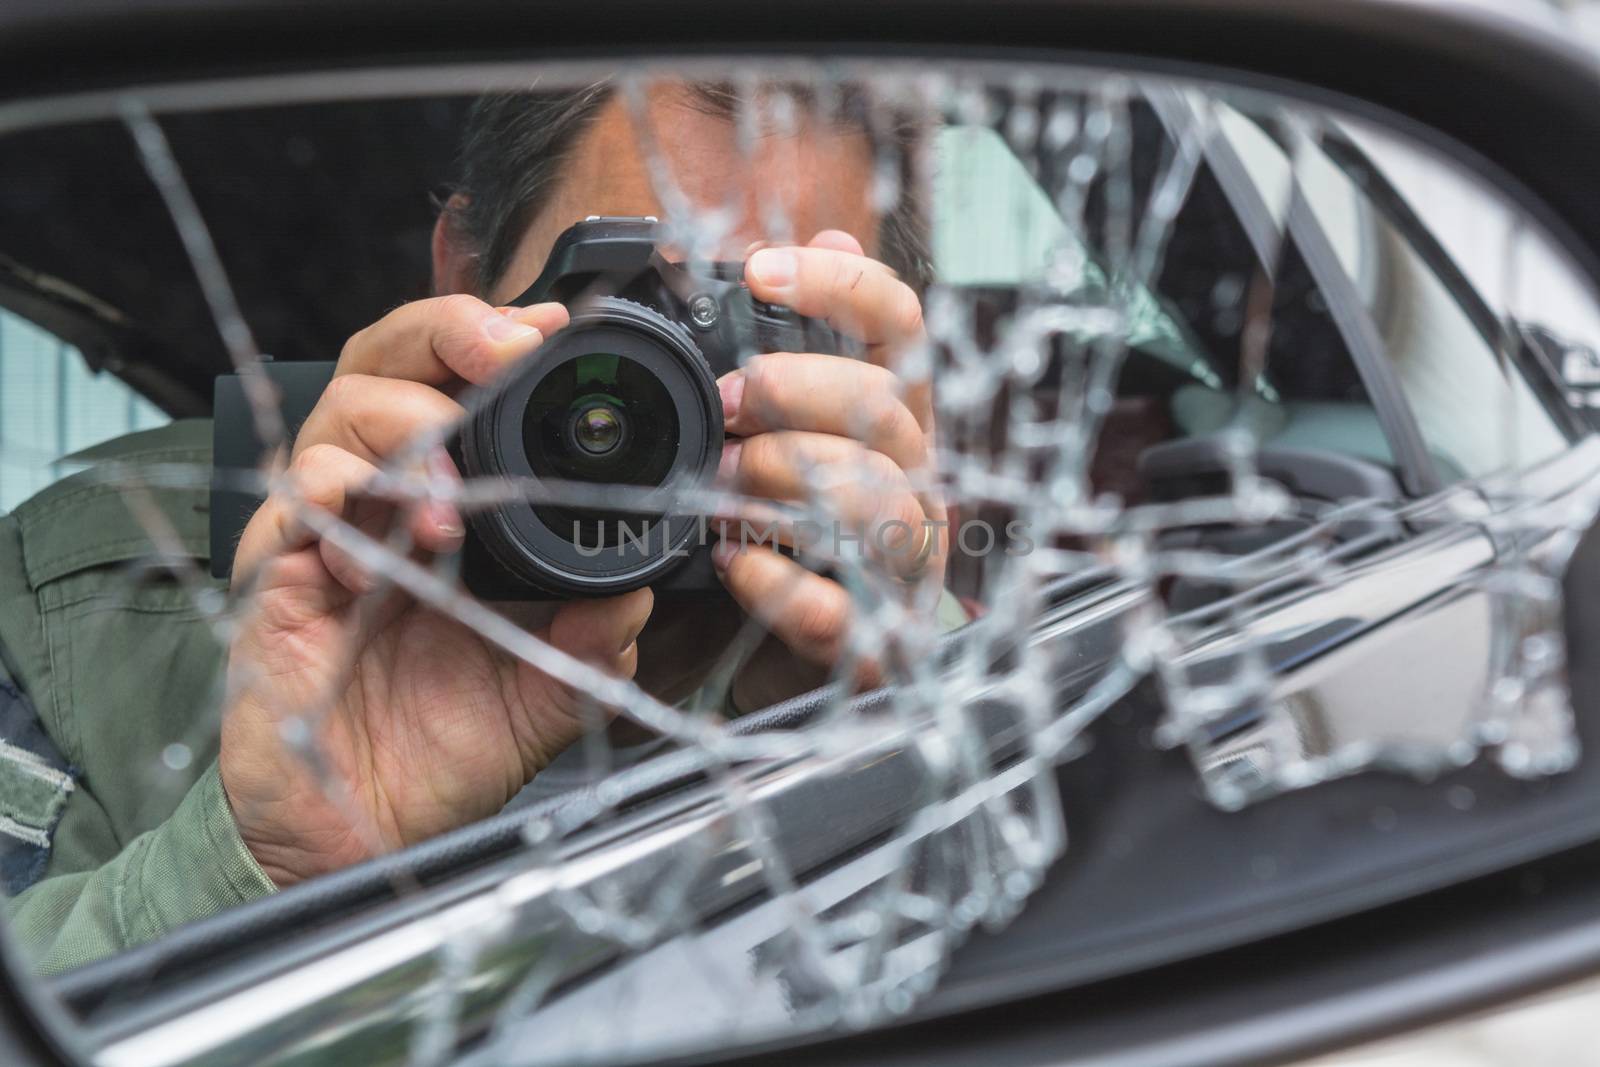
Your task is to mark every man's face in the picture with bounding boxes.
[483,84,881,305]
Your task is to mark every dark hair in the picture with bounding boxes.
[443,80,932,296]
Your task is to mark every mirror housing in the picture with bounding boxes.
[3,5,1600,1067]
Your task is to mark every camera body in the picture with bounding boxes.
[458,216,844,599]
[520,216,835,373]
[211,217,841,600]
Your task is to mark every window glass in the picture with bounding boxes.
[1346,118,1600,360]
[1291,137,1570,481]
[933,122,1203,361]
[0,311,168,512]
[1133,107,1396,474]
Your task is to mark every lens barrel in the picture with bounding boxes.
[456,297,722,597]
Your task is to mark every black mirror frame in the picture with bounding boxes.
[3,2,1600,1066]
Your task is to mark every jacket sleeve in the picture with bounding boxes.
[4,761,276,974]
[0,420,277,973]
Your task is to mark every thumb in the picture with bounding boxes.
[512,587,655,771]
[547,586,654,666]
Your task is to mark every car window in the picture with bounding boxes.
[1290,128,1571,481]
[0,310,168,511]
[1108,101,1404,489]
[934,123,1200,363]
[1347,118,1600,368]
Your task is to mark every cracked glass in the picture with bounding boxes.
[0,50,1594,1067]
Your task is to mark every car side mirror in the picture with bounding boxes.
[6,6,1600,1067]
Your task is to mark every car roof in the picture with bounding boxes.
[0,96,466,412]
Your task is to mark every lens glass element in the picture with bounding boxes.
[573,402,625,455]
[523,352,680,547]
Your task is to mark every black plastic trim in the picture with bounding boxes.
[1284,182,1443,496]
[692,839,1600,1067]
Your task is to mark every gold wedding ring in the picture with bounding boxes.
[901,520,936,581]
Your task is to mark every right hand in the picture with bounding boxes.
[219,295,654,888]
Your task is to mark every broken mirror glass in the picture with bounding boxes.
[0,52,1594,1067]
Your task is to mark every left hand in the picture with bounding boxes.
[710,230,946,703]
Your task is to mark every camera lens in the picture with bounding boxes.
[523,352,677,504]
[572,402,625,456]
[458,297,722,598]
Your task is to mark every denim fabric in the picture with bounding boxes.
[0,665,76,896]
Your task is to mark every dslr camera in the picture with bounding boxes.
[212,216,843,599]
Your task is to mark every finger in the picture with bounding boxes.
[717,431,930,567]
[744,230,862,261]
[235,444,462,590]
[711,540,853,667]
[547,587,655,671]
[337,295,568,388]
[719,353,930,468]
[744,245,922,355]
[236,444,372,575]
[292,374,465,465]
[500,588,653,773]
[805,229,866,256]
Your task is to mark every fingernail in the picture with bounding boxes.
[424,449,464,537]
[429,502,465,539]
[716,439,743,486]
[718,373,745,423]
[509,303,564,327]
[483,314,541,344]
[748,248,797,289]
[620,615,649,655]
[711,538,738,572]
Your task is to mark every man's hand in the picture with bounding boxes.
[220,295,652,888]
[712,230,944,706]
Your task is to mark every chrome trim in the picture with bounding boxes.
[1177,434,1600,806]
[1178,525,1494,666]
[1475,431,1600,505]
[88,572,1148,1067]
[85,506,1524,1067]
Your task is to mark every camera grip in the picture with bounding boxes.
[209,360,338,579]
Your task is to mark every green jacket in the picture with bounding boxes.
[0,421,274,974]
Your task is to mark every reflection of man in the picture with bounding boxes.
[0,82,961,970]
